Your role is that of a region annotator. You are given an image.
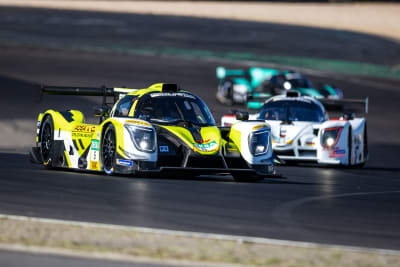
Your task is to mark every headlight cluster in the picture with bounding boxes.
[321,127,342,148]
[248,130,269,156]
[124,125,156,153]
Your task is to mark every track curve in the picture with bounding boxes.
[0,6,399,251]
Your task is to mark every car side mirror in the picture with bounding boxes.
[93,105,110,117]
[236,111,249,121]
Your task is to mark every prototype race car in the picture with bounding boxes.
[221,92,368,166]
[30,83,279,181]
[216,66,342,105]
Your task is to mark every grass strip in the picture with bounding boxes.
[2,38,400,81]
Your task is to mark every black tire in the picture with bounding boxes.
[362,123,368,163]
[347,126,352,166]
[223,80,234,106]
[284,160,298,166]
[232,174,263,183]
[101,124,116,175]
[40,116,54,168]
[354,125,368,168]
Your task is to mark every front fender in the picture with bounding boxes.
[37,110,85,143]
[229,121,273,165]
[100,118,125,158]
[317,119,350,165]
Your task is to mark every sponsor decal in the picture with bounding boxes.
[150,92,195,99]
[37,120,41,127]
[90,161,98,169]
[116,159,133,167]
[193,140,219,152]
[306,141,315,146]
[72,125,97,133]
[279,129,286,138]
[90,139,99,169]
[91,139,99,151]
[72,132,94,138]
[329,149,346,158]
[126,120,151,127]
[252,124,268,130]
[159,146,169,153]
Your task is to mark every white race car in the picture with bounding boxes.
[221,93,368,166]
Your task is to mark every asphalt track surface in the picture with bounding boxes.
[0,5,400,261]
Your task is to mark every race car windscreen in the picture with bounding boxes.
[134,93,216,126]
[258,100,325,122]
[288,78,311,88]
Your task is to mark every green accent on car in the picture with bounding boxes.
[231,77,251,90]
[217,66,335,100]
[295,88,324,98]
[91,140,99,151]
[322,85,338,97]
[248,67,278,88]
[253,92,272,98]
[216,67,247,79]
[248,102,264,110]
[160,125,221,155]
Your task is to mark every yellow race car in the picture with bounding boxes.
[30,83,279,182]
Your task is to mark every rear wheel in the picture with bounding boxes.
[222,80,234,105]
[40,116,54,168]
[101,124,116,175]
[354,125,368,168]
[362,124,368,162]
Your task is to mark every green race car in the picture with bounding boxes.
[30,83,279,182]
[216,66,343,106]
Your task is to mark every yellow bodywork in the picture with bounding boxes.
[35,83,250,173]
[160,125,221,155]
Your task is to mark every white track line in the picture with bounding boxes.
[0,213,399,256]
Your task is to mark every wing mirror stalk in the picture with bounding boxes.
[93,105,111,123]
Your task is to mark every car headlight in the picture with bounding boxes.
[321,127,343,148]
[124,125,156,153]
[248,130,269,156]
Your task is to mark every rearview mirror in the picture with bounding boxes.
[93,105,110,117]
[235,111,249,121]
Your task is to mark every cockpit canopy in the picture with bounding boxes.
[114,91,216,127]
[258,99,326,123]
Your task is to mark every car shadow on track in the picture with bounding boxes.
[0,152,317,185]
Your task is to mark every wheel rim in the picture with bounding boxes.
[102,129,115,171]
[41,123,52,162]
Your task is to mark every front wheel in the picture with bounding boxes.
[354,125,368,168]
[40,116,54,168]
[101,124,116,175]
[347,126,352,166]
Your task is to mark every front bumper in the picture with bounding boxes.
[115,160,280,178]
[273,146,318,162]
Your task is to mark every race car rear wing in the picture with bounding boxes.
[39,85,139,105]
[319,97,369,114]
[246,93,369,115]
